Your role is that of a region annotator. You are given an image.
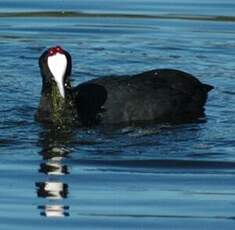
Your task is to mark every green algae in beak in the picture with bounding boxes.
[51,84,66,125]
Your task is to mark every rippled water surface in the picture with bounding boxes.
[0,0,235,229]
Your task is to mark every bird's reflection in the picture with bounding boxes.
[36,127,74,218]
[39,146,70,176]
[39,162,68,175]
[38,205,69,217]
[36,181,68,199]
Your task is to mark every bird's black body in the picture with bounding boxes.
[36,46,213,127]
[74,69,213,125]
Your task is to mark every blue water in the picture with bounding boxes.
[0,1,235,229]
[1,0,235,16]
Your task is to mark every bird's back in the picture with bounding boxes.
[76,69,213,125]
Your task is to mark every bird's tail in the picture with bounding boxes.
[203,84,214,92]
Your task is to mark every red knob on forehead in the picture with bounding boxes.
[48,47,55,56]
[56,46,62,51]
[57,46,64,54]
[48,46,64,56]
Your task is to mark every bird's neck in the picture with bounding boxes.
[36,80,79,127]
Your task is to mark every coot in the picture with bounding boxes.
[36,46,213,126]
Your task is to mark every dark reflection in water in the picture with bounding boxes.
[39,162,69,175]
[36,127,74,218]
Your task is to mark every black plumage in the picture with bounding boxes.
[36,46,213,126]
